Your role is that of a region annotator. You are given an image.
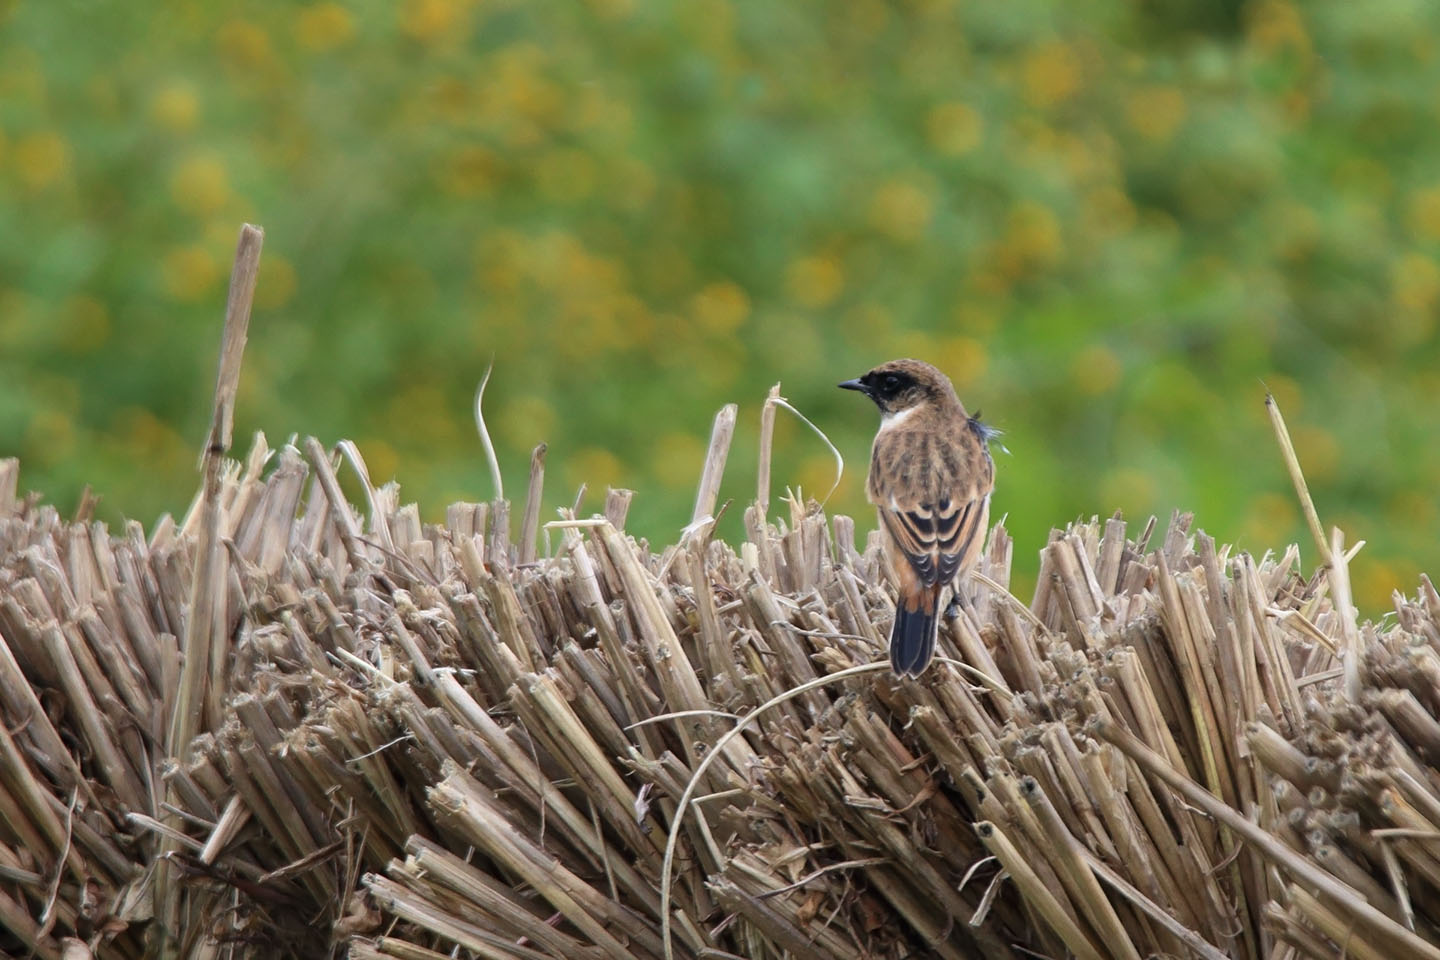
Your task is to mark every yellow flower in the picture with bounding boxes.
[1265,374,1302,418]
[400,0,466,43]
[1407,186,1440,241]
[573,87,635,139]
[1246,0,1311,56]
[485,44,562,133]
[1080,186,1137,239]
[170,153,230,216]
[216,20,275,70]
[784,256,844,309]
[869,179,933,243]
[925,102,983,156]
[474,229,527,293]
[436,145,498,197]
[1004,201,1063,268]
[1125,86,1187,144]
[1264,200,1320,261]
[567,447,624,493]
[1391,252,1440,312]
[149,83,200,132]
[691,281,750,334]
[1070,344,1121,396]
[14,131,71,191]
[937,337,988,389]
[161,246,219,302]
[1021,40,1082,108]
[295,2,356,52]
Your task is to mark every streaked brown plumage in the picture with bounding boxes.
[839,359,996,676]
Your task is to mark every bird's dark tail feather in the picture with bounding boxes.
[890,589,940,677]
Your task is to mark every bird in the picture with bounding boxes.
[839,359,997,677]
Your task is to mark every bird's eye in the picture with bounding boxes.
[884,374,900,392]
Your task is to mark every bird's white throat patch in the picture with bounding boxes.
[880,406,918,430]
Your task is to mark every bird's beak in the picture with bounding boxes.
[837,378,868,395]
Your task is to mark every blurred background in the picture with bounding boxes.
[1,0,1437,608]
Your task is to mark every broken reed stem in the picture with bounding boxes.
[167,223,261,748]
[519,443,546,565]
[603,487,633,530]
[159,221,263,958]
[182,221,262,744]
[302,436,368,570]
[691,403,737,525]
[1328,527,1364,702]
[756,383,781,515]
[1265,392,1331,565]
[337,439,394,556]
[209,225,263,457]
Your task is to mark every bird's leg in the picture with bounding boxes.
[942,583,962,620]
[943,576,979,620]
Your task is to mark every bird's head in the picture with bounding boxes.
[838,358,958,417]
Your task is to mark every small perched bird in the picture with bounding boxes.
[840,359,997,677]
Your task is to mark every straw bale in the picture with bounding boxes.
[4,421,1440,959]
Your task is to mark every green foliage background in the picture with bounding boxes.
[2,0,1438,607]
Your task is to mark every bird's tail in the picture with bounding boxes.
[890,585,940,677]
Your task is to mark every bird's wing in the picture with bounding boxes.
[871,433,994,588]
[877,492,989,587]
